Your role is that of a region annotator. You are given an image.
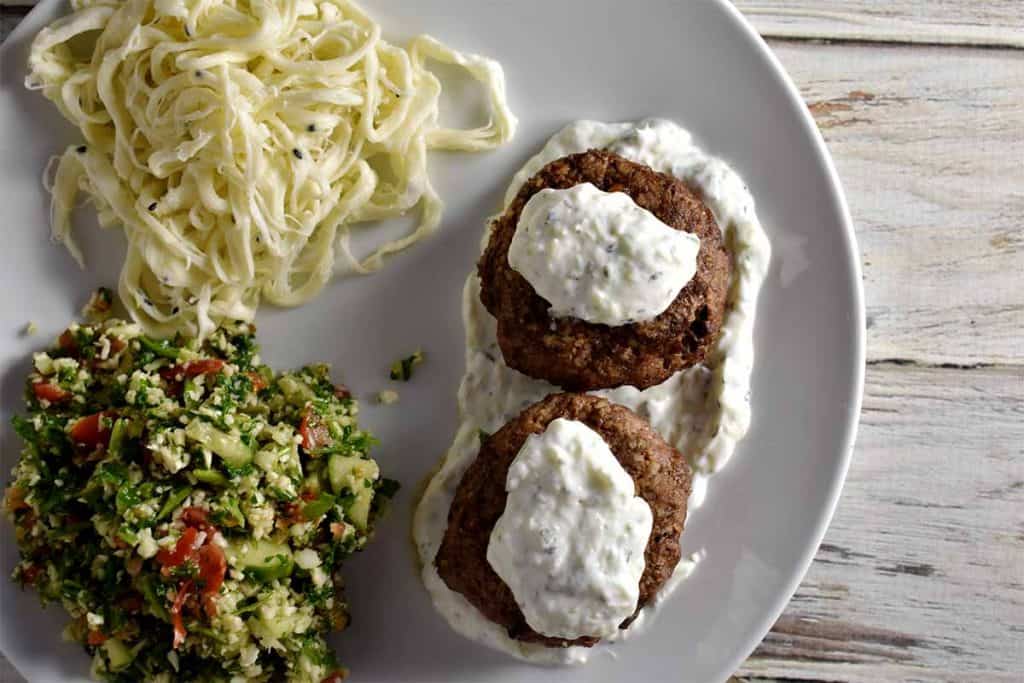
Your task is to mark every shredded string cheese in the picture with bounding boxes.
[27,0,517,337]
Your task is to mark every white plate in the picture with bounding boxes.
[0,1,863,682]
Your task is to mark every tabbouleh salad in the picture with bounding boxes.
[4,318,397,682]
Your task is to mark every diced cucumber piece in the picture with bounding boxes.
[117,526,138,545]
[102,638,133,671]
[107,419,127,458]
[220,496,246,528]
[348,489,373,532]
[328,455,379,530]
[185,420,253,468]
[301,493,335,520]
[278,375,314,405]
[327,455,379,494]
[138,575,168,620]
[233,539,293,582]
[193,469,228,487]
[138,336,180,359]
[156,486,192,521]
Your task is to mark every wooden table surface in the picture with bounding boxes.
[1,1,1021,681]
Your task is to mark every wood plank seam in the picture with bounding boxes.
[736,5,1024,50]
[761,35,1024,52]
[865,359,1015,370]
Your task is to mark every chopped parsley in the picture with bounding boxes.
[388,350,424,381]
[4,319,392,682]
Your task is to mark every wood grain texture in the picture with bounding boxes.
[713,5,1021,680]
[739,362,1024,681]
[737,35,1024,683]
[773,41,1024,367]
[736,1,1024,48]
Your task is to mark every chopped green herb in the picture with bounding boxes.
[138,335,179,360]
[192,469,228,487]
[388,350,424,381]
[301,493,336,520]
[5,318,394,682]
[156,486,192,521]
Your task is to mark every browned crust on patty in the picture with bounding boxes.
[434,393,692,648]
[478,149,731,391]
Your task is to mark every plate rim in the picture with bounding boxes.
[709,0,865,678]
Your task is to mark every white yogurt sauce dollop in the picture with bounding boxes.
[487,418,653,640]
[508,183,701,326]
[413,119,772,665]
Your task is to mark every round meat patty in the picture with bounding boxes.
[478,149,731,391]
[434,392,692,648]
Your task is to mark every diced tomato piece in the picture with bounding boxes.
[20,563,42,586]
[171,612,186,649]
[321,672,347,683]
[299,409,331,454]
[4,487,29,513]
[87,629,107,646]
[156,527,200,568]
[182,359,225,377]
[333,384,351,400]
[197,543,226,593]
[70,412,113,448]
[171,581,192,649]
[246,372,267,392]
[58,330,78,354]
[180,507,210,530]
[160,359,225,383]
[197,544,226,617]
[32,382,71,403]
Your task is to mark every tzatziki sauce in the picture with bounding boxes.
[508,183,701,326]
[413,119,771,665]
[487,418,653,640]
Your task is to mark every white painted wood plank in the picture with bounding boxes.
[740,362,1024,681]
[736,1,1024,48]
[770,41,1024,366]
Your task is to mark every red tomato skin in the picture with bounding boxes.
[299,409,331,453]
[159,359,226,384]
[156,527,200,568]
[69,412,113,447]
[32,382,71,403]
[246,372,268,392]
[171,581,192,649]
[197,544,226,617]
[179,507,211,530]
